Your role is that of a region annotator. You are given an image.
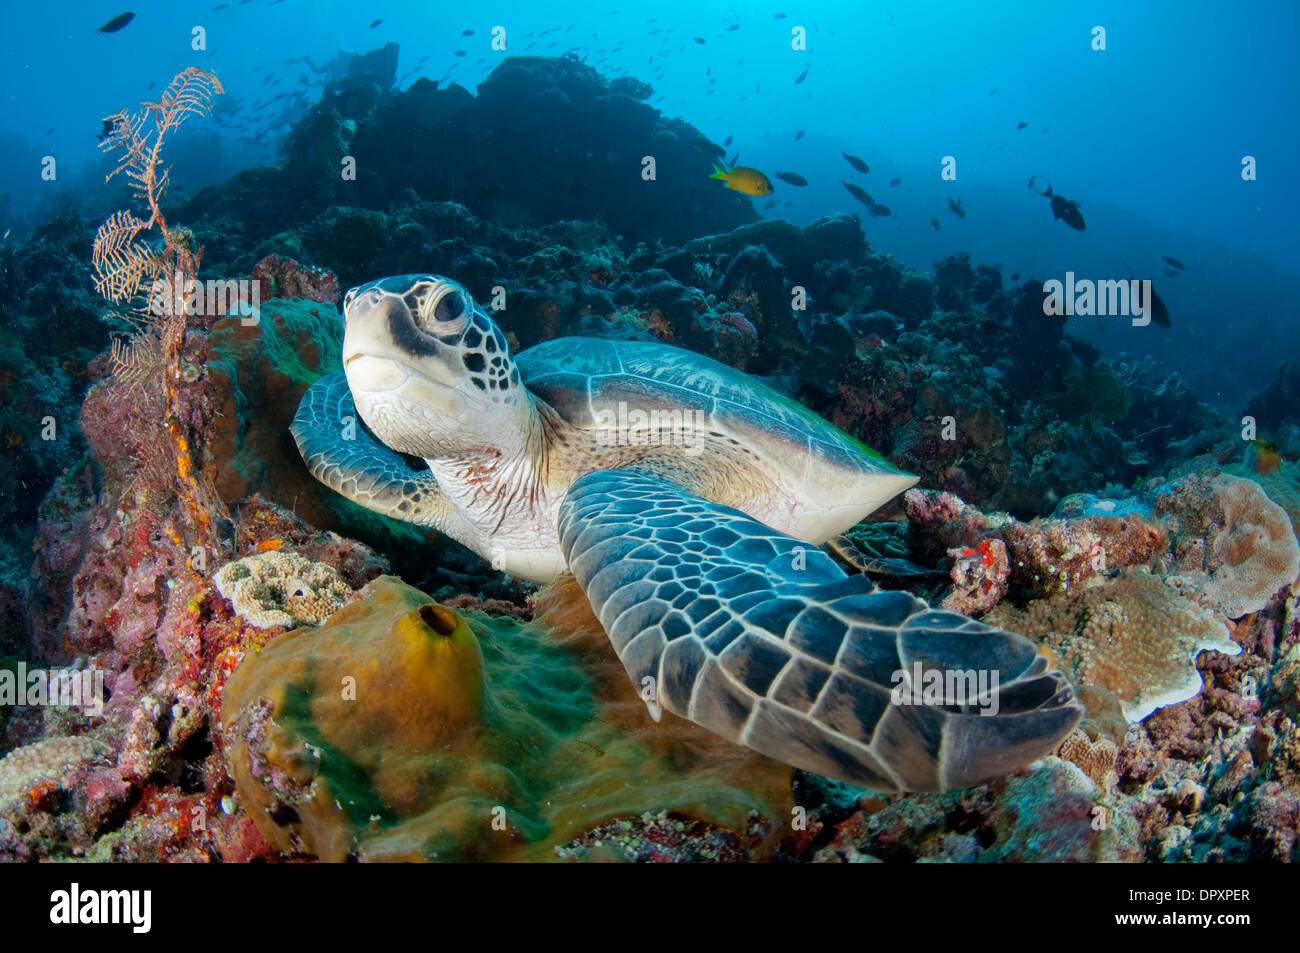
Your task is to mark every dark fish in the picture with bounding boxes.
[1010,273,1020,281]
[370,18,381,28]
[724,135,733,146]
[947,197,965,218]
[96,12,134,33]
[869,204,891,217]
[842,152,869,173]
[727,152,740,167]
[96,118,114,142]
[929,217,941,231]
[775,171,808,186]
[794,66,809,84]
[1130,273,1171,328]
[988,88,997,95]
[775,12,787,18]
[1162,256,1187,270]
[454,50,467,56]
[462,29,474,36]
[889,177,902,187]
[45,126,55,135]
[728,23,740,31]
[763,199,777,209]
[213,2,229,7]
[694,37,707,44]
[1164,264,1181,277]
[795,129,805,140]
[1028,176,1085,230]
[842,181,874,208]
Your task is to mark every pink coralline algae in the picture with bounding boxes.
[250,254,341,305]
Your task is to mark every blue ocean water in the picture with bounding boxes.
[1,0,1296,404]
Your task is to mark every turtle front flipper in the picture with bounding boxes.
[557,468,1082,792]
[291,373,452,528]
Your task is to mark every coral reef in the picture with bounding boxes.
[213,550,352,628]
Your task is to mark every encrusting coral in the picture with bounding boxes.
[1154,471,1300,619]
[987,572,1240,722]
[213,550,352,628]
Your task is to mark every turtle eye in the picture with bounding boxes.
[417,288,470,336]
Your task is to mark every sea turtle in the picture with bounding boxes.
[291,274,1082,791]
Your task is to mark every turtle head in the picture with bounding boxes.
[340,274,526,458]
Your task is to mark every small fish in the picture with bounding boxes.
[462,28,474,36]
[370,18,381,28]
[869,204,891,217]
[1127,269,1170,327]
[775,171,808,187]
[794,66,809,84]
[454,50,467,57]
[988,88,998,96]
[727,152,740,167]
[1010,273,1020,281]
[45,126,55,135]
[763,199,777,210]
[929,217,941,231]
[728,23,740,31]
[724,135,733,146]
[694,37,707,44]
[1162,255,1187,270]
[842,152,869,173]
[947,197,965,219]
[1164,264,1181,277]
[1028,176,1085,230]
[795,129,805,140]
[710,164,774,197]
[96,118,115,142]
[842,181,874,208]
[889,177,902,187]
[775,12,787,19]
[96,11,134,33]
[1017,120,1029,130]
[213,2,229,8]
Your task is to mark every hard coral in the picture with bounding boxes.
[987,572,1241,722]
[213,550,352,629]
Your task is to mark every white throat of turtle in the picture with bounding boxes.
[422,389,566,534]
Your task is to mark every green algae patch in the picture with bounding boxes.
[220,575,792,861]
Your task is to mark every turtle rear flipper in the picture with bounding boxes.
[557,468,1081,792]
[824,533,943,579]
[291,373,454,529]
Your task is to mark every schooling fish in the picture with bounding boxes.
[710,164,774,196]
[370,18,382,28]
[929,217,941,230]
[462,29,475,35]
[1017,121,1029,130]
[775,171,808,186]
[724,135,733,146]
[694,37,707,44]
[727,152,740,166]
[889,177,902,187]
[869,204,891,217]
[96,118,115,142]
[842,181,874,208]
[794,66,810,84]
[1162,255,1187,270]
[948,196,965,219]
[96,11,134,33]
[843,152,869,174]
[763,199,777,209]
[1029,176,1085,230]
[795,129,805,140]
